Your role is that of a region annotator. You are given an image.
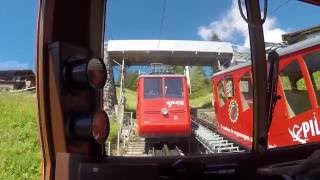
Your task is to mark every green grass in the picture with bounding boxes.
[0,87,210,179]
[108,118,119,147]
[116,87,136,111]
[0,92,40,180]
[190,93,213,108]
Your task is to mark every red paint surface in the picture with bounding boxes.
[212,44,320,150]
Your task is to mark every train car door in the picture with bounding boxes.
[215,77,229,129]
[277,56,316,147]
[224,76,236,134]
[237,68,254,147]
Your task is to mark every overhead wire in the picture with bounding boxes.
[235,0,292,27]
[158,0,168,47]
[269,0,292,16]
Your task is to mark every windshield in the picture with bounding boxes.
[102,0,320,157]
[6,0,320,179]
[144,78,163,99]
[165,78,183,98]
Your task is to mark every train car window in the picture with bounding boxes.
[164,78,183,98]
[280,60,311,117]
[218,80,226,107]
[225,78,234,98]
[240,72,253,111]
[304,50,320,105]
[144,78,163,99]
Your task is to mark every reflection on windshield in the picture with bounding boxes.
[144,78,162,99]
[165,78,183,98]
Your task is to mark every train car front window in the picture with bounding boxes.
[218,80,226,107]
[165,78,183,98]
[280,60,311,118]
[304,50,320,105]
[144,78,163,99]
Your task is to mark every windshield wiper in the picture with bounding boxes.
[266,51,281,136]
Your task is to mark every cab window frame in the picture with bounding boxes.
[143,77,163,99]
[217,78,227,107]
[225,76,234,98]
[239,70,253,111]
[279,57,315,118]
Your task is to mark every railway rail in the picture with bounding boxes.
[149,144,184,157]
[124,137,184,157]
[191,116,246,153]
[122,126,184,157]
[122,115,246,156]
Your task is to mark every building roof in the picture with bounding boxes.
[106,40,240,66]
[282,24,320,44]
[138,74,186,78]
[213,35,320,77]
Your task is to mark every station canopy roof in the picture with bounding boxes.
[106,40,249,66]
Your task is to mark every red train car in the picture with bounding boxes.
[212,36,320,149]
[136,74,191,144]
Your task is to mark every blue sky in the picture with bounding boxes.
[0,0,320,70]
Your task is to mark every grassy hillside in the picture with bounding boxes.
[0,92,40,180]
[0,88,210,179]
[190,93,213,108]
[116,87,137,111]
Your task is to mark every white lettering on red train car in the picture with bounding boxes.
[228,100,239,123]
[221,124,252,142]
[166,100,184,107]
[288,114,320,144]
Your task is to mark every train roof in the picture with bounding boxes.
[212,35,320,77]
[138,74,186,78]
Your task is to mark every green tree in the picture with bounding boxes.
[210,33,222,42]
[172,66,185,74]
[190,66,211,98]
[125,72,139,90]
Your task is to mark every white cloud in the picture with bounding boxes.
[198,0,286,47]
[0,61,29,70]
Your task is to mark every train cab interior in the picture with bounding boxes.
[35,0,320,179]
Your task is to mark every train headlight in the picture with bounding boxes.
[161,107,169,116]
[67,110,110,144]
[64,57,107,89]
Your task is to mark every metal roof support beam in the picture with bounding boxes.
[244,0,269,153]
[113,59,122,66]
[118,58,126,123]
[184,66,191,93]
